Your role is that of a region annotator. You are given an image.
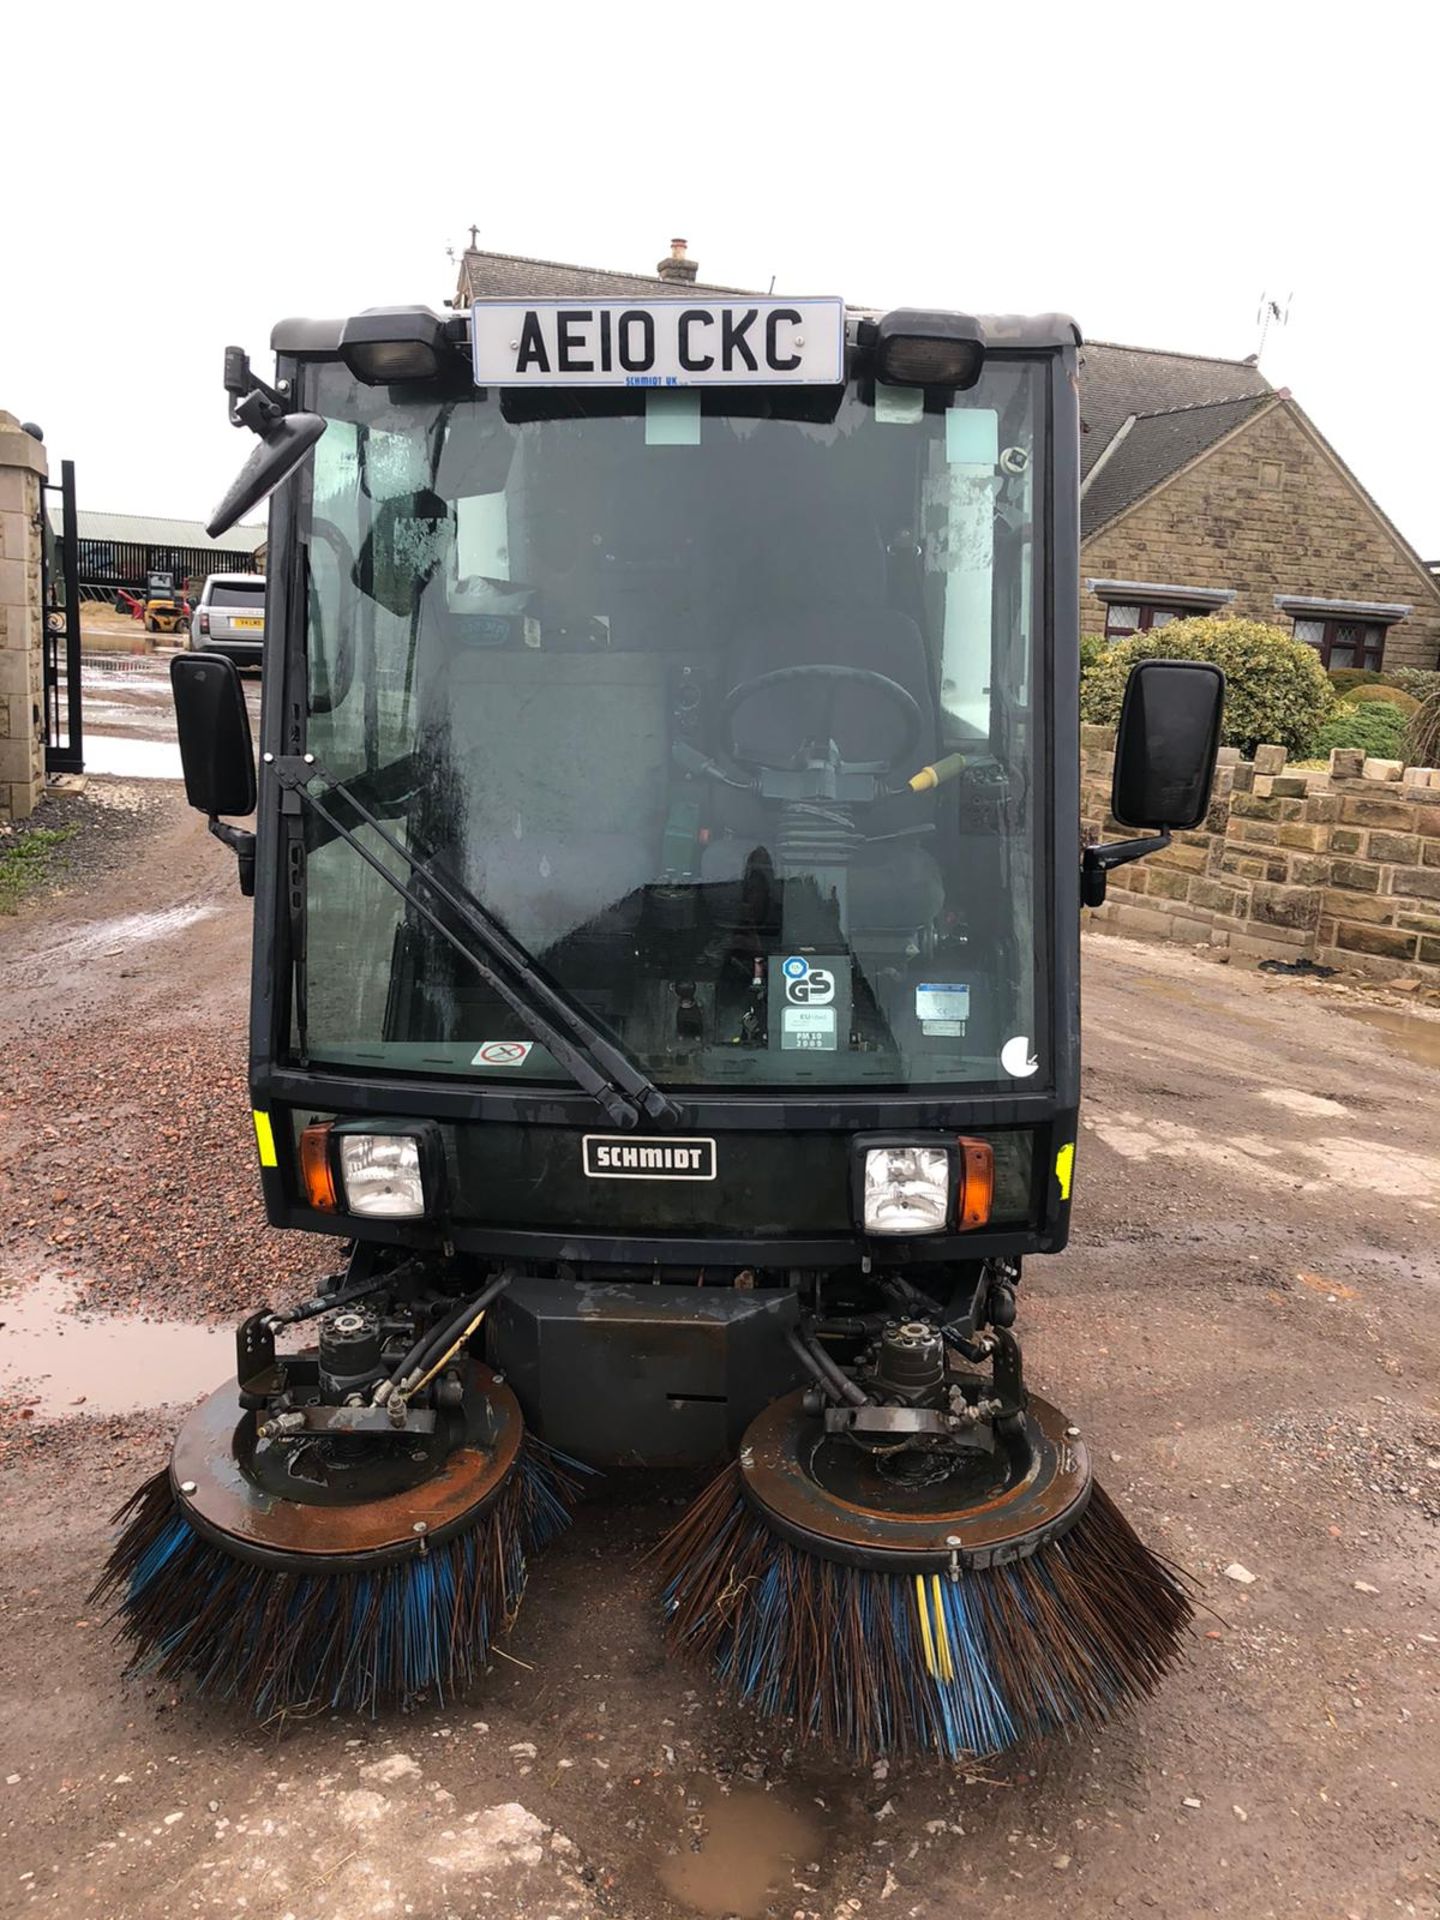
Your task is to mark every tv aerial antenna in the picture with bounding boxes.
[1255,290,1292,365]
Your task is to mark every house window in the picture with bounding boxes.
[1293,617,1385,672]
[1104,602,1210,641]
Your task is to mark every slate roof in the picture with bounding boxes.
[46,506,266,553]
[456,251,1278,538]
[1081,390,1274,533]
[1077,341,1271,475]
[456,246,750,303]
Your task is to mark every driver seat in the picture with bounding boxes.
[701,516,945,936]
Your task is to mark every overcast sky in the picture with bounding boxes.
[6,1,1437,559]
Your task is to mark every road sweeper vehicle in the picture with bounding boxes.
[97,293,1224,1760]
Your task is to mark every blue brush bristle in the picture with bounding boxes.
[660,1467,1192,1763]
[95,1440,589,1719]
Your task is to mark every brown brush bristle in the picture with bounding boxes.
[657,1466,1193,1762]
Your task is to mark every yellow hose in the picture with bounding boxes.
[407,1307,490,1398]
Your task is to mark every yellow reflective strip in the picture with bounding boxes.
[1054,1141,1075,1201]
[931,1575,954,1682]
[253,1110,279,1168]
[914,1573,939,1678]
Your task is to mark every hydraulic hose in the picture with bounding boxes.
[269,1258,423,1329]
[787,1327,870,1408]
[377,1273,513,1402]
[402,1273,512,1382]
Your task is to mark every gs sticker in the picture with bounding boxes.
[783,957,836,1006]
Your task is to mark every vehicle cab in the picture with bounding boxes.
[175,295,1219,1459]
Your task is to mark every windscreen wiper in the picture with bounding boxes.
[269,753,681,1131]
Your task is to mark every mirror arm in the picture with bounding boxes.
[223,345,286,431]
[232,388,286,436]
[1081,830,1171,909]
[208,817,257,898]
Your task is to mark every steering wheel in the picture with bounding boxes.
[721,664,925,776]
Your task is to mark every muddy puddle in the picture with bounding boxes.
[0,1274,228,1417]
[1343,1006,1440,1071]
[82,734,184,780]
[656,1776,825,1919]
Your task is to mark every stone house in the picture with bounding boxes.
[450,239,1440,673]
[1076,343,1440,671]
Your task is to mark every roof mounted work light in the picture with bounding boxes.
[874,309,986,389]
[339,307,459,386]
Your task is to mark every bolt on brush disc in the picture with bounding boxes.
[738,1388,1091,1573]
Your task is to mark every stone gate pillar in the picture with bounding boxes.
[0,411,48,823]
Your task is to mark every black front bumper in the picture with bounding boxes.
[488,1276,803,1464]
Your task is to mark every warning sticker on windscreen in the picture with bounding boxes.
[916,983,970,1038]
[472,1040,534,1067]
[782,1006,838,1051]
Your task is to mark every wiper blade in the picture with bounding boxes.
[270,754,681,1131]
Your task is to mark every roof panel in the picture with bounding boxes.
[45,507,266,552]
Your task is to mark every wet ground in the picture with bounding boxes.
[0,1274,230,1418]
[77,653,255,781]
[1,672,1438,1918]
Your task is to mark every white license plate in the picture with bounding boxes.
[471,298,845,388]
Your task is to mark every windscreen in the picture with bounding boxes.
[297,360,1048,1092]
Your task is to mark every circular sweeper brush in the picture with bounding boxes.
[92,1321,581,1719]
[658,1324,1192,1763]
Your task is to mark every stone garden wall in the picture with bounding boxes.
[1081,727,1440,986]
[0,411,47,823]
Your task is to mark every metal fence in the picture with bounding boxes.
[76,540,260,602]
[42,461,83,775]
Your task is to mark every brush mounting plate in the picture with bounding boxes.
[739,1387,1091,1572]
[169,1361,526,1573]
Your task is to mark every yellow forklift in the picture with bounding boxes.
[142,567,189,636]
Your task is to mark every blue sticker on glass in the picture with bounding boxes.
[946,408,999,467]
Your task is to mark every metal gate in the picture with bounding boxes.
[41,459,83,775]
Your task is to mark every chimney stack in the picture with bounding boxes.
[657,237,698,285]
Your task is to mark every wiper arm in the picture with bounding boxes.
[270,754,682,1132]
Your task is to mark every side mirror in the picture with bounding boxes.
[206,412,326,540]
[1112,659,1225,831]
[1082,659,1225,909]
[171,654,257,894]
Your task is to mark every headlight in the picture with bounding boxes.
[337,1132,428,1218]
[863,1145,952,1236]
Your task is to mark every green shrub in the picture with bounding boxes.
[1404,686,1440,769]
[1390,666,1440,702]
[1079,632,1108,675]
[1344,683,1420,715]
[1311,699,1409,760]
[1328,667,1389,697]
[1078,616,1335,757]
